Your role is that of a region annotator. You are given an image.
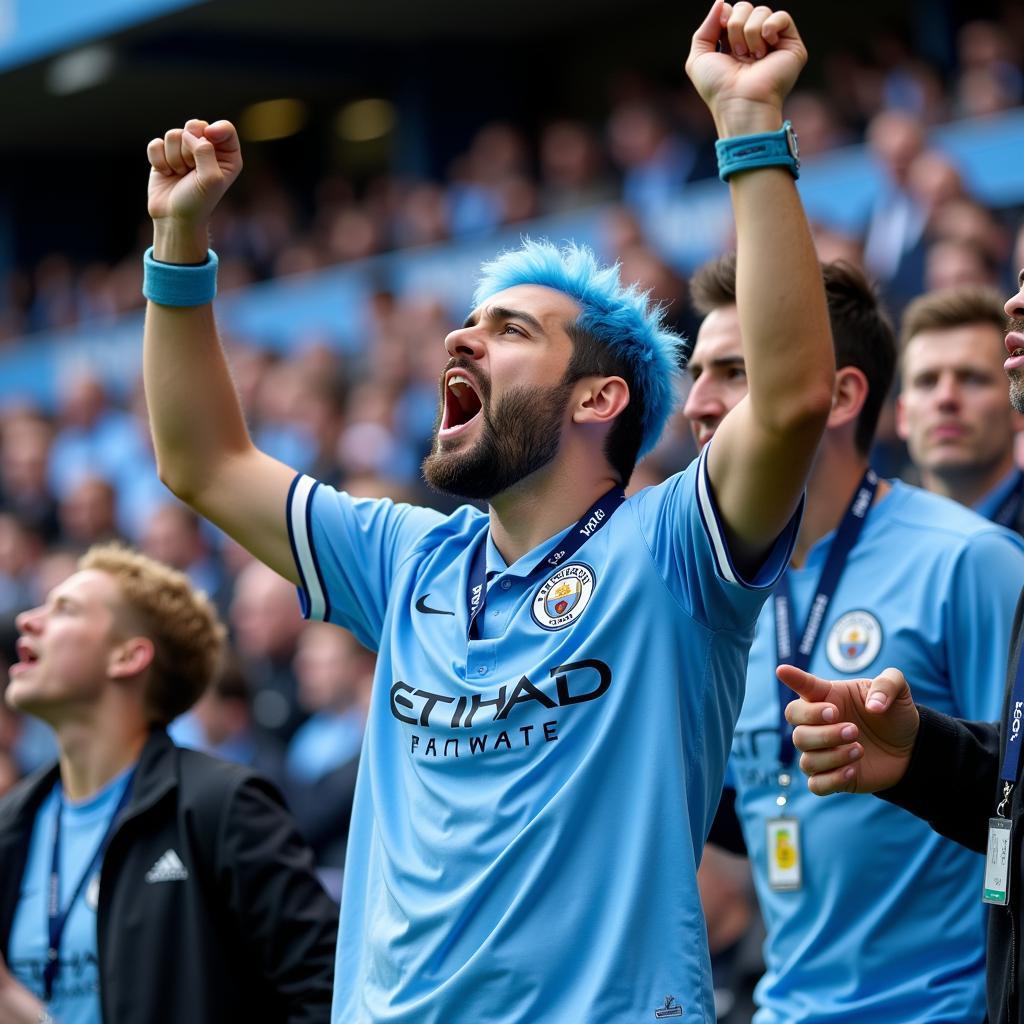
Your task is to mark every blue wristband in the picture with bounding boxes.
[143,246,219,307]
[715,121,800,183]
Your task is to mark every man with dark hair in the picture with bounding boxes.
[138,4,836,1020]
[897,285,1024,532]
[0,544,338,1024]
[782,271,1024,1024]
[684,255,1024,1023]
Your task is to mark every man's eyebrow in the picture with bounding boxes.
[463,306,545,334]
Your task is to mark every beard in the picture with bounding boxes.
[422,372,575,501]
[1010,317,1024,413]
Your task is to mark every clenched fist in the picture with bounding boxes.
[147,118,242,263]
[686,0,807,137]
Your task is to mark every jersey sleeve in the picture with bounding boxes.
[944,527,1024,719]
[286,474,445,650]
[633,442,802,630]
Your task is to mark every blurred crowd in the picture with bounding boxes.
[4,13,1024,343]
[2,9,1024,1001]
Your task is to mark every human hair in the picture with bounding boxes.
[473,239,685,482]
[690,254,896,455]
[899,285,1007,351]
[78,543,226,727]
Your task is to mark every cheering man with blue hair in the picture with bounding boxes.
[140,2,833,1020]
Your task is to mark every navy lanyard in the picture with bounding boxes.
[997,647,1024,815]
[466,486,625,640]
[44,775,135,1001]
[989,470,1024,530]
[774,470,879,768]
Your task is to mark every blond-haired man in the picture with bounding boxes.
[0,544,337,1024]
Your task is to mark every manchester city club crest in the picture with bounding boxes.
[531,563,596,631]
[825,610,883,673]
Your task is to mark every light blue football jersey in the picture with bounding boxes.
[731,481,1024,1024]
[287,444,798,1023]
[9,768,134,1024]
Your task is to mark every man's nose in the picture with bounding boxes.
[15,604,44,636]
[444,325,486,361]
[683,378,724,423]
[1004,284,1024,321]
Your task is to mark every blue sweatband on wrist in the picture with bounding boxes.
[143,246,219,307]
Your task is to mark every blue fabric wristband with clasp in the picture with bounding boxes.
[715,121,800,183]
[142,246,219,307]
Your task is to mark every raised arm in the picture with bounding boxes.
[144,118,298,583]
[686,2,834,575]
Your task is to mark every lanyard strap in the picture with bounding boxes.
[44,774,135,1001]
[990,469,1024,530]
[997,644,1024,814]
[774,470,879,768]
[466,486,625,640]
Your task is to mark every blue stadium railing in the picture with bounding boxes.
[2,105,1023,411]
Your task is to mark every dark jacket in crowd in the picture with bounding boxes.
[0,729,338,1024]
[881,591,1024,1024]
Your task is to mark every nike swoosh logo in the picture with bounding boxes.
[415,594,454,616]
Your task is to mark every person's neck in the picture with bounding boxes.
[791,444,888,569]
[488,460,620,566]
[55,714,148,802]
[920,452,1017,509]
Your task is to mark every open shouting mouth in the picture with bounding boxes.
[439,368,484,440]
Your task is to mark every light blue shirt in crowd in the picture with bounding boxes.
[286,707,365,783]
[9,766,135,1024]
[731,481,1024,1024]
[287,443,799,1024]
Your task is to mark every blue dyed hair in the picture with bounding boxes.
[473,239,685,462]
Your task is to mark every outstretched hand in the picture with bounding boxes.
[147,119,242,228]
[779,664,921,796]
[686,1,807,131]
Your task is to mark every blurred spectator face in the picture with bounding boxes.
[58,476,118,546]
[540,121,602,190]
[867,110,926,188]
[930,199,1007,265]
[60,372,108,429]
[0,514,42,578]
[141,503,206,571]
[907,151,964,216]
[230,561,304,661]
[682,305,747,451]
[616,244,687,316]
[394,183,449,248]
[784,91,842,158]
[897,323,1017,482]
[294,624,374,714]
[925,239,997,292]
[1,417,52,498]
[467,123,528,184]
[607,101,666,168]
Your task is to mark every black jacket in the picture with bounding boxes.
[0,730,338,1024]
[882,590,1024,1024]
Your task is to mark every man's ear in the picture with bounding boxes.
[827,366,869,432]
[108,636,156,681]
[572,376,630,426]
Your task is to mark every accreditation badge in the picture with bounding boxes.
[983,817,1012,905]
[766,817,802,891]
